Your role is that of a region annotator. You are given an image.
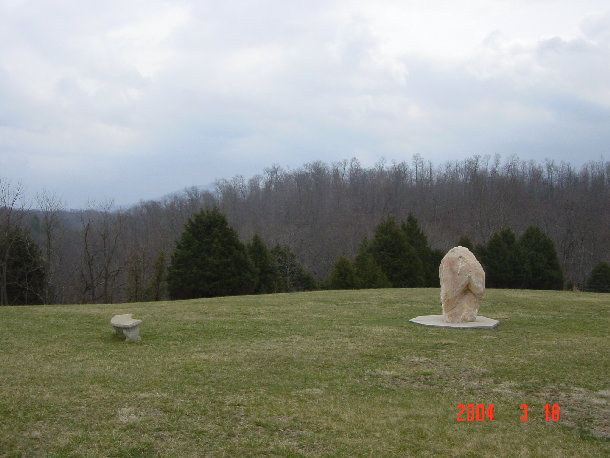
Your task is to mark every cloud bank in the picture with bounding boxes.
[1,0,608,207]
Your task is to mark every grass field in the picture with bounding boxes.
[0,289,608,457]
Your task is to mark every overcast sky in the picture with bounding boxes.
[1,0,609,208]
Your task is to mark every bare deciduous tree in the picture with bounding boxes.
[78,200,124,303]
[36,191,65,304]
[0,179,28,306]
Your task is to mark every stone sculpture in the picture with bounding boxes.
[439,246,485,323]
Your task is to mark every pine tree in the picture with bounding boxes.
[519,226,564,290]
[430,248,445,286]
[370,216,424,287]
[0,226,45,305]
[457,235,474,251]
[329,256,359,289]
[586,262,610,292]
[167,208,256,299]
[354,238,391,288]
[247,234,279,293]
[402,213,436,286]
[270,244,316,292]
[479,228,520,288]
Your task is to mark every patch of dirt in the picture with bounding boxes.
[491,381,523,397]
[293,388,324,396]
[117,407,163,424]
[561,387,610,439]
[117,407,139,424]
[522,385,610,439]
[364,356,496,391]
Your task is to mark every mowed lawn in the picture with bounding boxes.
[0,289,608,457]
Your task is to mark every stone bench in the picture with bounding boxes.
[110,314,142,342]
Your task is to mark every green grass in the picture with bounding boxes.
[0,289,608,457]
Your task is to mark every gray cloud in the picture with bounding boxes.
[0,1,608,207]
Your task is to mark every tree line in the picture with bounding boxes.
[327,216,565,291]
[1,154,609,304]
[135,207,576,300]
[166,208,315,299]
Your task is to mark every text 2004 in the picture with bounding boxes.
[457,404,494,422]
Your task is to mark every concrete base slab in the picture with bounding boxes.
[410,315,499,329]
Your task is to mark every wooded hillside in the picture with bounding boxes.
[2,154,608,304]
[215,155,608,286]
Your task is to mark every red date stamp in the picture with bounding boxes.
[457,404,494,421]
[457,404,560,422]
[520,403,560,421]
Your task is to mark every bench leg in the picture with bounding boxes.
[122,326,141,342]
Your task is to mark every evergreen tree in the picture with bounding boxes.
[370,216,424,287]
[479,228,520,288]
[430,248,445,285]
[402,213,436,286]
[270,244,316,292]
[354,238,391,288]
[247,234,279,293]
[167,208,256,299]
[586,262,610,292]
[329,256,359,289]
[519,226,564,290]
[457,235,474,251]
[0,226,45,305]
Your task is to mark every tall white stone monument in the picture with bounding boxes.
[410,246,499,329]
[439,246,485,323]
